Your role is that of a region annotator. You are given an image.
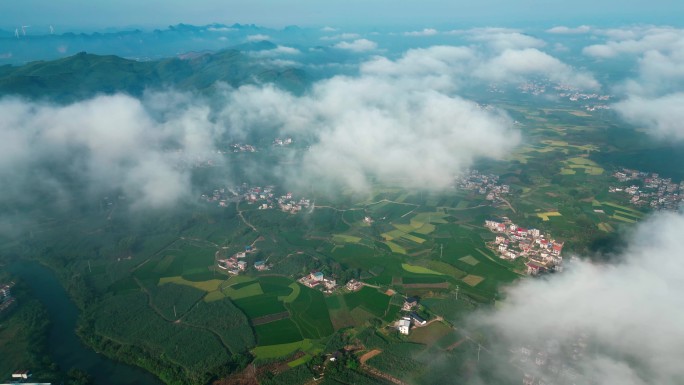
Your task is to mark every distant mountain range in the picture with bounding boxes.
[0,48,307,102]
[0,23,316,65]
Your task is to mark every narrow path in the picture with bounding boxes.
[498,196,516,213]
[236,201,258,232]
[361,363,410,385]
[359,349,382,365]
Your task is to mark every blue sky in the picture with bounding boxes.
[1,0,683,30]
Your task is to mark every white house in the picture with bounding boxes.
[398,317,411,335]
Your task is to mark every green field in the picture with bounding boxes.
[223,281,264,300]
[402,263,444,275]
[251,339,314,360]
[233,295,287,319]
[344,287,391,317]
[254,318,303,345]
[287,285,334,339]
[333,234,363,243]
[158,276,224,292]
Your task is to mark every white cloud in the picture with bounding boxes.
[360,45,476,91]
[583,27,684,58]
[246,34,270,42]
[320,26,337,32]
[333,38,378,52]
[206,26,235,33]
[249,45,301,57]
[614,93,684,140]
[546,25,591,34]
[468,29,546,51]
[0,94,222,211]
[219,47,521,194]
[320,32,361,41]
[475,48,600,89]
[476,211,684,385]
[404,28,438,37]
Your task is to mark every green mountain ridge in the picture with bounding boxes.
[0,49,306,102]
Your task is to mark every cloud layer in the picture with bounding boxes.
[476,211,684,385]
[221,46,529,193]
[0,94,221,212]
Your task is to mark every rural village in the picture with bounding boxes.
[610,167,684,211]
[484,219,564,275]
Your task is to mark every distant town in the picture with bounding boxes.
[455,169,511,204]
[485,219,564,275]
[202,183,312,214]
[610,167,684,211]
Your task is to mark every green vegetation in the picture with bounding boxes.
[251,339,314,360]
[254,318,303,345]
[401,263,444,275]
[0,50,306,102]
[344,287,391,318]
[287,285,334,339]
[2,75,675,385]
[183,298,255,353]
[0,296,60,382]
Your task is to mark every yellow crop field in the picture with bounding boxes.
[537,211,562,221]
[402,263,444,275]
[462,275,485,287]
[333,234,362,243]
[598,223,614,232]
[384,241,406,254]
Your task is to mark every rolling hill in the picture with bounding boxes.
[0,48,307,102]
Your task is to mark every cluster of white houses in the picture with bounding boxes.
[610,168,684,210]
[396,297,427,335]
[298,271,338,294]
[485,219,564,275]
[0,282,15,315]
[455,170,510,203]
[217,246,269,275]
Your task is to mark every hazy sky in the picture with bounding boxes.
[2,0,684,30]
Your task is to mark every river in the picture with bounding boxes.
[10,261,164,385]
